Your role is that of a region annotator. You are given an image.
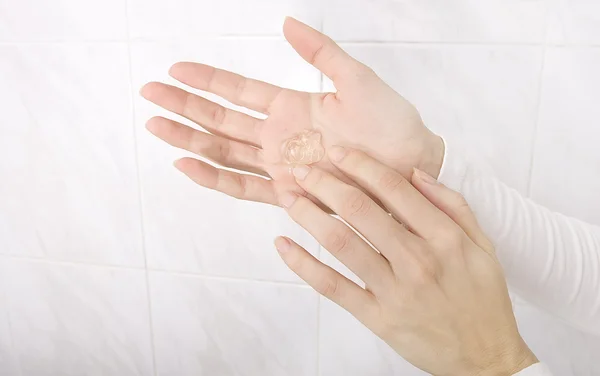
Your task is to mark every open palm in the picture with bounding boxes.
[141,17,443,206]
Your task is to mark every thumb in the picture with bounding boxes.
[282,17,367,84]
[411,168,494,253]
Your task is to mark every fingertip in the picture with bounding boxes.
[139,82,156,98]
[173,157,194,171]
[274,236,292,254]
[168,62,186,78]
[145,116,163,134]
[283,16,317,40]
[412,167,439,185]
[283,16,299,31]
[172,158,184,170]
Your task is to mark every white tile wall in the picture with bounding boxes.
[0,0,127,41]
[322,0,548,43]
[0,44,143,267]
[547,0,600,45]
[127,0,321,39]
[0,259,154,376]
[149,272,318,376]
[1,0,600,375]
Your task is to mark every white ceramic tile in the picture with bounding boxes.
[128,0,320,39]
[0,261,20,376]
[530,47,600,224]
[513,295,600,376]
[325,45,543,193]
[319,297,427,376]
[0,0,126,41]
[149,272,318,376]
[547,0,600,45]
[130,41,320,281]
[323,0,547,43]
[0,44,143,266]
[0,258,154,376]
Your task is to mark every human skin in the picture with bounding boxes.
[275,146,538,376]
[140,17,444,206]
[140,17,539,374]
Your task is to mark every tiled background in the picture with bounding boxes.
[1,0,600,375]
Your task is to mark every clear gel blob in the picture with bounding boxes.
[281,129,325,165]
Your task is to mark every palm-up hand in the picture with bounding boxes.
[141,17,444,206]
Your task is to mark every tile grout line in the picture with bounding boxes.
[525,7,551,198]
[2,39,600,48]
[316,12,325,376]
[122,1,158,374]
[0,253,311,287]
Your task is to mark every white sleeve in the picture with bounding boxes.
[437,138,600,336]
[514,363,553,376]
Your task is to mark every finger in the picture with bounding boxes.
[175,158,277,205]
[289,165,418,264]
[140,82,262,147]
[278,192,394,294]
[283,17,369,84]
[146,116,267,177]
[411,168,494,253]
[168,62,284,115]
[274,236,379,325]
[328,147,457,242]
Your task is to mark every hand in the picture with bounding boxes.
[140,17,444,206]
[274,146,537,376]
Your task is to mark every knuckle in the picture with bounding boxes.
[445,227,465,246]
[342,189,372,218]
[309,43,325,66]
[205,66,218,89]
[213,141,231,164]
[233,77,247,100]
[453,191,469,206]
[315,273,341,299]
[229,173,248,199]
[211,105,227,125]
[323,226,354,257]
[410,258,438,286]
[182,93,195,117]
[377,170,407,193]
[431,225,467,255]
[309,40,332,67]
[451,191,470,213]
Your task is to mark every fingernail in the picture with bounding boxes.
[413,168,438,184]
[293,165,311,180]
[274,236,291,253]
[279,192,298,208]
[328,146,346,162]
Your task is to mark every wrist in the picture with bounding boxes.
[470,339,538,376]
[418,133,445,179]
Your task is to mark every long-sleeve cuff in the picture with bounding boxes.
[513,363,553,375]
[436,136,468,192]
